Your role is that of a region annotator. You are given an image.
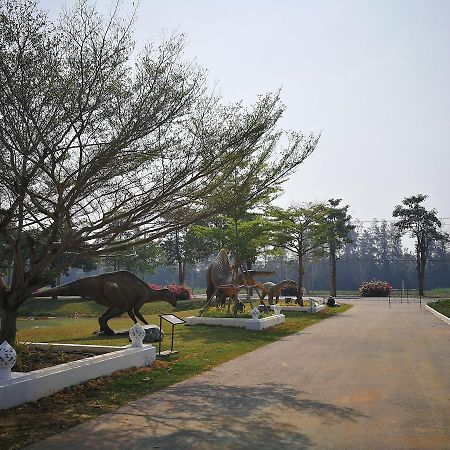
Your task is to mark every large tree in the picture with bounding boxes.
[0,0,318,343]
[393,194,448,296]
[323,199,354,297]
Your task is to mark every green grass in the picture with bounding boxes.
[2,303,352,449]
[427,299,450,318]
[18,296,206,318]
[425,288,450,298]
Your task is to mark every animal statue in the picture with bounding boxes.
[32,271,177,335]
[206,249,275,304]
[260,280,298,305]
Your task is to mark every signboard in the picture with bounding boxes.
[159,314,185,325]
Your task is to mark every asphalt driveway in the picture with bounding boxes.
[27,299,450,450]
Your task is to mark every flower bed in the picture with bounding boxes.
[359,280,392,297]
[148,283,192,300]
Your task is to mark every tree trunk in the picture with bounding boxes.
[297,254,304,306]
[418,270,425,296]
[416,249,426,296]
[329,243,337,297]
[178,260,185,285]
[0,307,17,345]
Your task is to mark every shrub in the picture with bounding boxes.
[359,280,392,297]
[167,284,193,301]
[148,283,192,301]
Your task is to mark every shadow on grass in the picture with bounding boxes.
[35,383,365,450]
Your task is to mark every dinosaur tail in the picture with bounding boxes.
[33,283,79,298]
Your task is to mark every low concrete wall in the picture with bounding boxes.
[0,345,156,410]
[185,314,285,330]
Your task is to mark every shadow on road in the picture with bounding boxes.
[55,382,365,450]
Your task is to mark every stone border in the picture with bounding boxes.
[425,304,450,326]
[0,345,156,410]
[185,314,285,330]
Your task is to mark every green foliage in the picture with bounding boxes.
[103,240,162,274]
[265,203,328,297]
[267,203,328,255]
[323,199,354,253]
[193,213,271,266]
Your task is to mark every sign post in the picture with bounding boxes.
[158,314,185,357]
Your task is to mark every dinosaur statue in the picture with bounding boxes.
[260,280,298,305]
[206,249,275,305]
[32,271,177,335]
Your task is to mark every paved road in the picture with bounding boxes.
[28,300,450,450]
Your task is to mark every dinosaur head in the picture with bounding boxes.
[161,288,177,307]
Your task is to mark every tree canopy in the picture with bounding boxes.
[266,203,327,302]
[393,194,448,295]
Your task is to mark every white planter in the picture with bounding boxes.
[0,345,156,411]
[185,314,285,330]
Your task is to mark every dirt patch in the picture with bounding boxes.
[13,346,94,372]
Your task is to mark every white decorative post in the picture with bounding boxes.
[251,307,260,320]
[273,304,281,315]
[0,341,17,379]
[129,323,146,347]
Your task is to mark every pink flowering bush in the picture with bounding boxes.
[148,283,192,300]
[359,280,392,297]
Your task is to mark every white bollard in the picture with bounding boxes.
[251,308,260,320]
[0,341,16,379]
[129,323,146,347]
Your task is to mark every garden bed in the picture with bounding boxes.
[185,314,285,330]
[269,304,326,313]
[1,345,156,411]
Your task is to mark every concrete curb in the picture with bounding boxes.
[425,304,450,326]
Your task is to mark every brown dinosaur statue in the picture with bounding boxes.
[260,280,298,304]
[206,249,275,304]
[32,271,177,335]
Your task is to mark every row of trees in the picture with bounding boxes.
[31,194,449,303]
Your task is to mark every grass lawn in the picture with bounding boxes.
[1,301,351,449]
[425,288,450,298]
[428,299,450,318]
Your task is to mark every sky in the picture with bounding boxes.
[40,0,450,230]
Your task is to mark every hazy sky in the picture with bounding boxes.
[41,0,450,228]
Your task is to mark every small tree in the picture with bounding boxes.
[393,194,449,296]
[323,199,354,297]
[267,203,327,304]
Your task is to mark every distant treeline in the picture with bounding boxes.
[61,220,449,292]
[256,221,449,292]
